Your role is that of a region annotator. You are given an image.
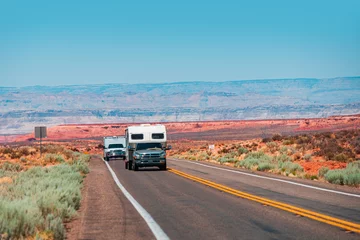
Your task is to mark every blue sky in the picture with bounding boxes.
[0,0,359,87]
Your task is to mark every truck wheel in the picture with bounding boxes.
[133,162,138,171]
[128,161,133,170]
[160,164,167,171]
[106,157,109,162]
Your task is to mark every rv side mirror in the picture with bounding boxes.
[166,145,172,150]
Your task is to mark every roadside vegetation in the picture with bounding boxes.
[0,144,90,240]
[169,129,360,187]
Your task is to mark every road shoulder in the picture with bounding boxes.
[66,155,154,240]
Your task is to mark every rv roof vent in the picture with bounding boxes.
[140,124,151,126]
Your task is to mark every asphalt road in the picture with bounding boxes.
[108,158,360,240]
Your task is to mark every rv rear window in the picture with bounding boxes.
[152,133,164,139]
[108,144,124,148]
[131,134,144,140]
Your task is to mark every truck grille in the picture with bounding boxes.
[143,153,161,159]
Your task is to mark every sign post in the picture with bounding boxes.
[35,126,47,157]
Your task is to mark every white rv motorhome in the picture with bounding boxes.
[103,136,126,161]
[125,124,171,171]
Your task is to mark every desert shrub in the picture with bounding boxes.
[266,142,278,153]
[286,147,297,156]
[278,161,303,175]
[1,161,23,172]
[318,167,329,177]
[1,147,14,155]
[304,174,318,180]
[296,135,311,144]
[224,152,238,159]
[272,134,283,141]
[282,139,294,145]
[197,152,210,161]
[280,146,288,154]
[237,152,274,171]
[237,147,249,155]
[42,145,64,154]
[20,157,27,163]
[303,154,312,161]
[262,138,272,143]
[218,148,230,154]
[257,162,275,171]
[45,214,65,240]
[274,154,291,162]
[18,147,31,156]
[334,153,350,163]
[0,162,86,239]
[10,151,22,159]
[44,154,65,164]
[218,157,237,164]
[324,161,360,186]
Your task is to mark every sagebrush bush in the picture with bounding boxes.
[278,161,303,174]
[1,161,23,172]
[44,154,65,164]
[237,152,275,171]
[318,167,329,177]
[324,161,360,186]
[303,154,312,161]
[274,154,291,162]
[0,152,90,239]
[237,147,249,155]
[218,157,237,164]
[197,152,210,161]
[266,142,278,153]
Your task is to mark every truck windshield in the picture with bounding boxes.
[108,144,124,148]
[136,143,162,150]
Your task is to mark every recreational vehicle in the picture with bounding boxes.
[125,124,171,171]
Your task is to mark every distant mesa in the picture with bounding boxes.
[0,77,359,135]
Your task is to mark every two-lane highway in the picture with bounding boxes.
[108,158,360,240]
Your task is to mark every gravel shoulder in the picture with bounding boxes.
[66,155,154,240]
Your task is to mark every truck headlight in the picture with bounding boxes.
[160,152,166,158]
[134,153,141,159]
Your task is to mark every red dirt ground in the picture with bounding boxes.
[10,114,360,142]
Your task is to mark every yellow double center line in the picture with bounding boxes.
[168,168,360,233]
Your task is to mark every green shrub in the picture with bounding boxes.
[257,162,275,171]
[244,151,269,160]
[303,154,312,161]
[238,152,275,171]
[324,161,360,186]
[282,139,294,145]
[278,161,303,174]
[44,154,65,164]
[318,167,329,177]
[266,142,278,153]
[237,147,249,155]
[218,157,237,164]
[0,156,89,239]
[280,146,288,154]
[274,154,291,162]
[334,153,349,163]
[272,134,283,141]
[197,152,210,161]
[1,162,23,172]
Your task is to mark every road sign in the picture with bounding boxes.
[35,126,47,138]
[35,126,47,157]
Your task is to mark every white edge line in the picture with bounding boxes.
[104,160,170,240]
[171,159,360,198]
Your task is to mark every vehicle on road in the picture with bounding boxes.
[125,124,171,171]
[103,136,126,161]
